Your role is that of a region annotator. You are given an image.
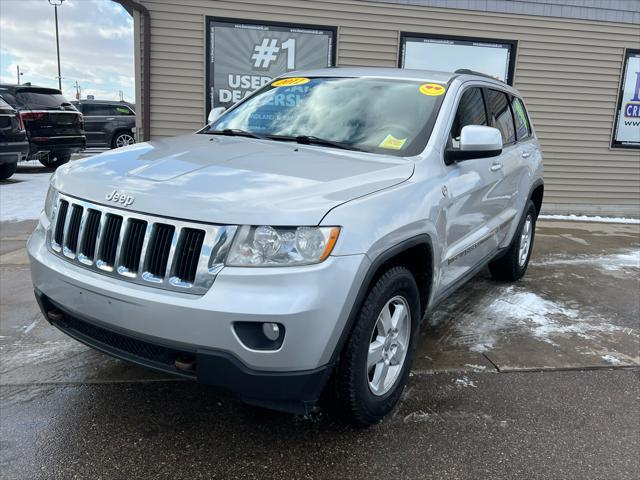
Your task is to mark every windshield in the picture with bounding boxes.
[202,77,447,156]
[15,90,76,111]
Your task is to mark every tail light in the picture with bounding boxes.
[19,111,46,123]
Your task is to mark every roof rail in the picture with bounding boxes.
[453,69,504,83]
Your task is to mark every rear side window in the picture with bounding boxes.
[450,87,487,149]
[486,89,516,145]
[511,97,531,140]
[82,104,112,116]
[111,105,134,116]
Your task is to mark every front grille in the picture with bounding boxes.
[174,228,206,284]
[146,224,175,278]
[98,214,123,267]
[48,193,237,294]
[64,204,83,253]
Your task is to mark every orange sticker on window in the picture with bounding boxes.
[419,83,446,96]
[272,77,310,87]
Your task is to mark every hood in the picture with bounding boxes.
[52,134,414,226]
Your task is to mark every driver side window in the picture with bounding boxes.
[450,87,487,149]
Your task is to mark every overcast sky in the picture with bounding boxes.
[0,0,134,102]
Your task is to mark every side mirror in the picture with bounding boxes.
[208,107,226,124]
[445,125,503,164]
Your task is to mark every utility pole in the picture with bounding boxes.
[74,80,81,100]
[16,65,23,85]
[48,0,65,91]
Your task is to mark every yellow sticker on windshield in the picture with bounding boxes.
[419,83,446,96]
[379,134,407,150]
[272,77,310,87]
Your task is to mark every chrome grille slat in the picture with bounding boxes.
[47,193,237,295]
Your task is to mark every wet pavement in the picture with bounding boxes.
[0,217,639,479]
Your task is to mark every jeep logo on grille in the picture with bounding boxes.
[106,189,135,207]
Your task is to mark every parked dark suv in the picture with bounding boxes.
[72,100,136,148]
[0,97,29,180]
[0,84,85,168]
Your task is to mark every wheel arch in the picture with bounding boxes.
[328,234,434,366]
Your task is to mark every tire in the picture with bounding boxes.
[0,161,17,180]
[111,131,135,149]
[39,153,70,169]
[489,200,537,281]
[334,266,421,426]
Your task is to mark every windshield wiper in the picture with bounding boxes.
[269,135,363,152]
[207,128,266,139]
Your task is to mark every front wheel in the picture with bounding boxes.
[334,266,421,425]
[38,153,70,169]
[489,200,537,281]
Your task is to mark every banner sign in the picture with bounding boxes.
[612,49,640,149]
[399,33,517,85]
[206,18,335,115]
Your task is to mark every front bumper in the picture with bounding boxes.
[28,218,369,411]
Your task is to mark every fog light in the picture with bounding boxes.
[262,322,280,341]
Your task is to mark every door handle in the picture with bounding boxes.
[490,162,503,172]
[521,152,531,158]
[106,117,115,120]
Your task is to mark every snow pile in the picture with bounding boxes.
[0,172,52,221]
[539,214,640,225]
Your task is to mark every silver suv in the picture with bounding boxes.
[28,68,543,425]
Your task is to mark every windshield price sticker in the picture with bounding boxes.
[379,134,407,150]
[419,83,446,96]
[272,77,311,87]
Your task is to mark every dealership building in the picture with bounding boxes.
[116,0,640,217]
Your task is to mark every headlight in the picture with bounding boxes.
[226,225,340,266]
[44,185,58,221]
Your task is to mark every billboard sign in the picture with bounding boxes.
[400,33,517,85]
[206,18,335,116]
[612,49,640,149]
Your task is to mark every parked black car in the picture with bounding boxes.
[0,97,29,180]
[72,100,136,148]
[0,84,85,168]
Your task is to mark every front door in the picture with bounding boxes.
[440,86,510,289]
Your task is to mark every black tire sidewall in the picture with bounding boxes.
[0,162,17,180]
[513,201,537,277]
[341,267,421,422]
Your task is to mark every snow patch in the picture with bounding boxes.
[532,249,640,272]
[601,354,622,365]
[0,172,52,221]
[539,214,640,224]
[454,376,477,388]
[403,411,431,424]
[464,364,487,372]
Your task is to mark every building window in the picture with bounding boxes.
[399,33,517,85]
[205,18,336,115]
[612,48,640,149]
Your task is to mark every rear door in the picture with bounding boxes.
[484,89,522,242]
[440,85,507,288]
[81,103,111,145]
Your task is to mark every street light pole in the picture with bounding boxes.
[16,65,23,85]
[48,0,65,91]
